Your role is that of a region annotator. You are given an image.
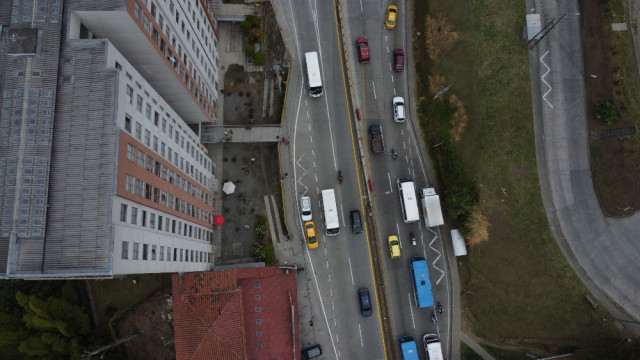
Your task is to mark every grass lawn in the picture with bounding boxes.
[89,273,172,327]
[413,0,622,355]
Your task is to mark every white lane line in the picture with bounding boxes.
[359,323,364,347]
[387,172,393,193]
[424,227,445,284]
[540,50,553,109]
[348,257,355,285]
[408,292,416,329]
[372,80,377,100]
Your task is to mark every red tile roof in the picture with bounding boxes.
[172,267,299,360]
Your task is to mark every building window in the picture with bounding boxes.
[135,179,143,197]
[134,2,142,21]
[161,142,166,157]
[151,245,157,260]
[144,129,150,146]
[143,244,148,260]
[127,144,135,161]
[125,115,132,133]
[136,95,143,111]
[145,103,151,120]
[179,249,183,262]
[153,136,158,152]
[162,118,167,132]
[173,248,177,261]
[153,188,160,203]
[169,124,173,138]
[120,204,128,222]
[144,15,152,34]
[158,215,163,230]
[159,246,164,261]
[135,122,142,140]
[145,184,152,200]
[255,307,261,313]
[166,247,171,261]
[125,175,134,193]
[132,242,139,260]
[137,150,145,167]
[141,210,147,227]
[121,241,129,259]
[126,85,133,104]
[255,295,261,300]
[256,319,262,324]
[149,213,155,229]
[256,331,262,337]
[146,156,153,172]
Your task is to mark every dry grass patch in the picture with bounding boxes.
[448,94,469,142]
[466,205,489,246]
[425,15,459,62]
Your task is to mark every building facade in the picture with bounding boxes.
[0,0,220,279]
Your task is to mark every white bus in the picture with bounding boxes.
[305,52,323,97]
[397,178,420,223]
[320,189,340,235]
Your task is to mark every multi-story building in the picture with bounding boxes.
[0,0,219,279]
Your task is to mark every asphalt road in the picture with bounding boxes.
[528,0,640,333]
[339,0,453,358]
[271,0,455,358]
[280,0,386,359]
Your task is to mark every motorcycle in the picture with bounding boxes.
[391,149,398,160]
[437,302,443,314]
[338,170,343,184]
[410,231,416,246]
[431,311,438,324]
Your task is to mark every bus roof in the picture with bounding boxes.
[320,189,339,234]
[398,336,419,360]
[398,179,420,223]
[410,257,434,308]
[305,52,322,88]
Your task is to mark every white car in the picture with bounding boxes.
[393,97,405,123]
[299,196,312,221]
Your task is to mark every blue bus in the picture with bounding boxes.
[410,257,434,308]
[398,335,419,360]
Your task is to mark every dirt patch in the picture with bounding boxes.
[583,0,640,216]
[218,143,283,264]
[116,293,175,360]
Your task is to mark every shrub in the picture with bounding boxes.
[244,45,254,57]
[253,242,274,265]
[253,51,265,65]
[594,100,618,125]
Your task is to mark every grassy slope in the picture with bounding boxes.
[422,0,619,350]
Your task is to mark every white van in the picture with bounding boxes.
[393,97,405,122]
[299,196,312,221]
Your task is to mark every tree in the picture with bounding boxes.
[14,291,89,359]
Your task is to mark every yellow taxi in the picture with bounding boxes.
[385,5,398,30]
[305,221,318,250]
[388,235,401,259]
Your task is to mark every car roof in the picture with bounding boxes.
[393,96,404,104]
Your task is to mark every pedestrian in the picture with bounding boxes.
[284,173,289,178]
[251,157,255,164]
[224,131,228,136]
[229,129,233,134]
[281,137,286,143]
[285,139,290,145]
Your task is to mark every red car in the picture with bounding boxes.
[356,37,370,63]
[393,48,404,72]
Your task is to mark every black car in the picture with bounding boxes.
[350,210,363,234]
[302,345,322,359]
[358,288,372,317]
